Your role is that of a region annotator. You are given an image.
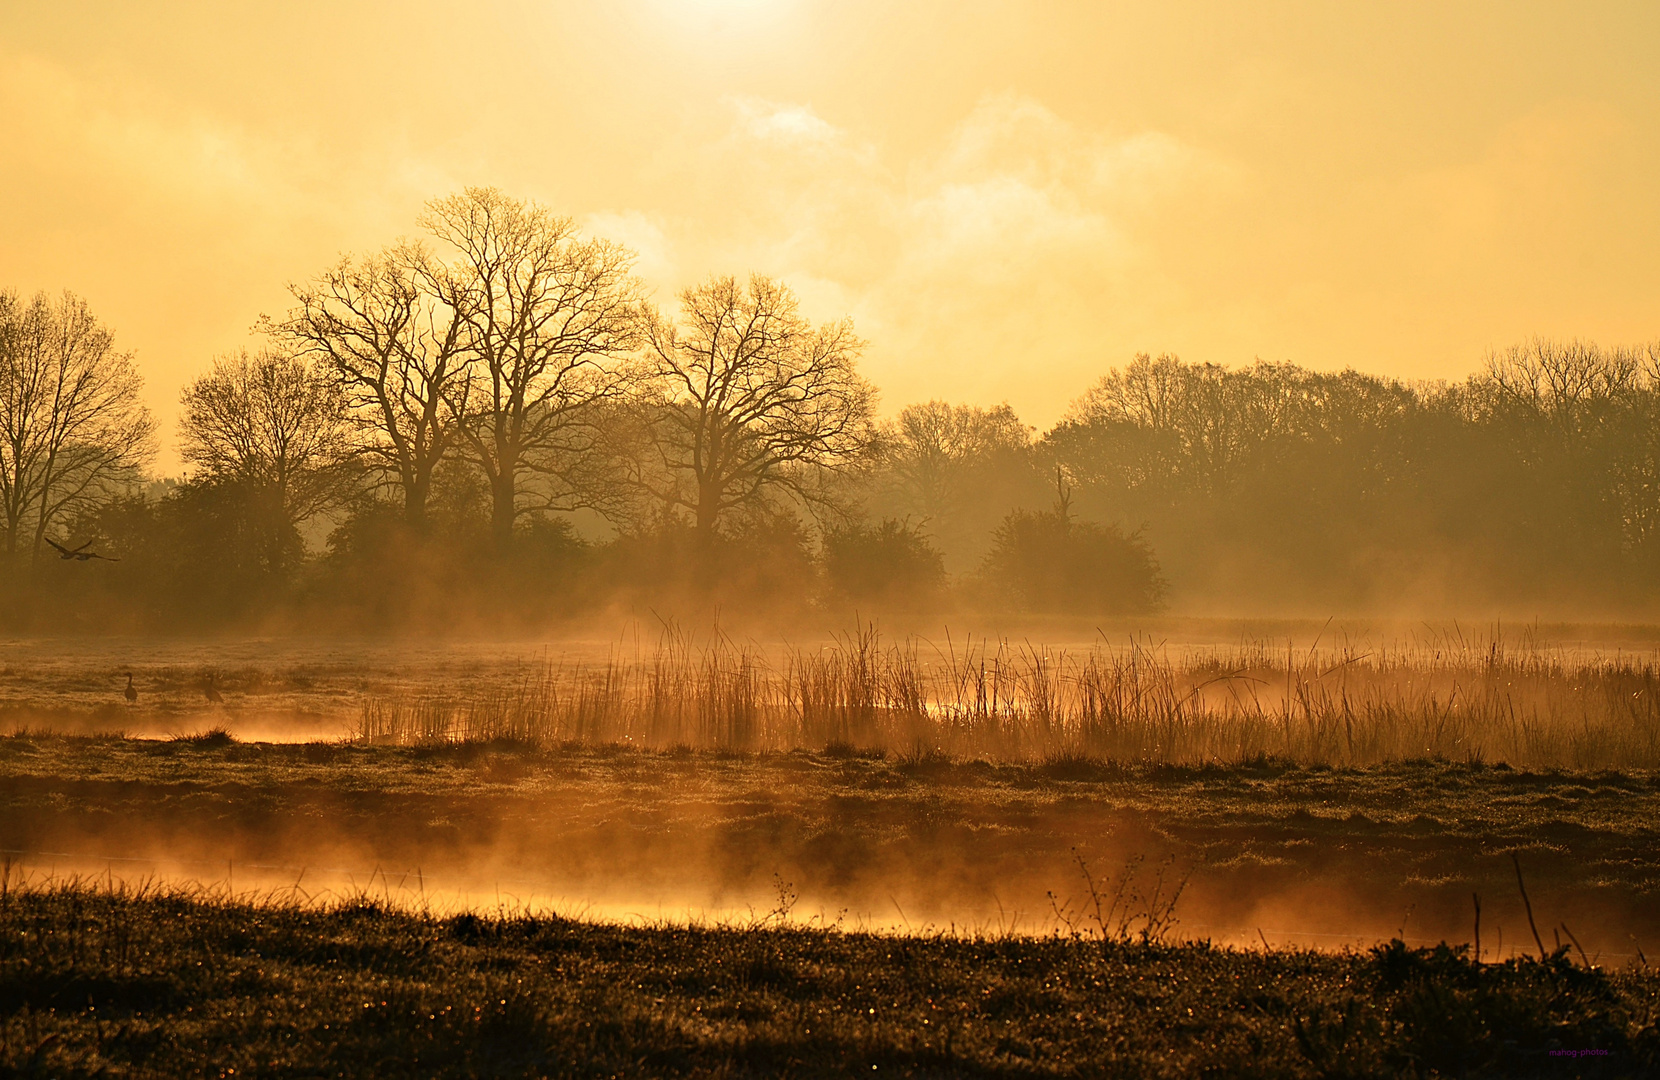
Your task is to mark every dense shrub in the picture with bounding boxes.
[821,519,947,610]
[980,505,1165,615]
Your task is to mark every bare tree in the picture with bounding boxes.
[878,401,1032,523]
[1481,338,1643,441]
[273,244,466,528]
[0,290,154,564]
[1481,338,1660,554]
[178,348,350,573]
[862,401,1036,570]
[635,274,875,539]
[422,188,642,548]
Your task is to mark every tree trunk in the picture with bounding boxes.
[403,475,429,531]
[264,486,289,577]
[695,480,720,540]
[27,451,60,565]
[490,473,516,550]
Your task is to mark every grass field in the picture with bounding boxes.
[353,629,1660,768]
[5,626,1660,1074]
[3,876,1656,1078]
[9,622,1660,767]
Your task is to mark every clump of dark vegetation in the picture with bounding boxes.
[0,878,1653,1078]
[977,476,1165,615]
[168,726,236,748]
[822,518,948,611]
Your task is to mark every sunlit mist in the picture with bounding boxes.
[4,7,1660,1072]
[4,2,1657,457]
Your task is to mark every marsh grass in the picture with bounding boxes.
[359,627,1660,767]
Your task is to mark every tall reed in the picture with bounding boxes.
[357,627,1660,767]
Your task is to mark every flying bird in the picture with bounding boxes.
[47,537,119,562]
[124,673,138,705]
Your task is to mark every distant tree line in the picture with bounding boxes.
[1048,346,1660,611]
[3,187,1657,630]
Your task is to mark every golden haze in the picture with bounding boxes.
[3,0,1659,467]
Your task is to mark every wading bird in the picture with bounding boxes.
[47,538,119,562]
[204,675,224,704]
[124,673,138,705]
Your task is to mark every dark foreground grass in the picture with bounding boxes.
[2,882,1657,1079]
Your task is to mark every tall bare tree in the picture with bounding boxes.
[273,244,466,528]
[864,401,1036,569]
[635,274,875,539]
[0,290,154,563]
[422,188,642,547]
[178,349,350,574]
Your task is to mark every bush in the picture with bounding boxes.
[822,519,947,611]
[981,506,1165,615]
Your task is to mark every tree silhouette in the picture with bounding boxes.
[980,475,1165,615]
[422,188,642,549]
[178,349,350,575]
[0,290,153,565]
[868,401,1038,570]
[276,244,467,529]
[634,275,875,540]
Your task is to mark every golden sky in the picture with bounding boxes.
[4,1,1659,467]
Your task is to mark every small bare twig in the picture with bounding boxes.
[1561,923,1591,969]
[1511,853,1547,960]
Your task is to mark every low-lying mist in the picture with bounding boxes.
[6,740,1656,965]
[8,620,1660,767]
[5,622,1659,967]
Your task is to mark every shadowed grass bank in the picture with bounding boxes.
[1,878,1656,1078]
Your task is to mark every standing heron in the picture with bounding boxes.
[123,673,138,706]
[204,674,224,704]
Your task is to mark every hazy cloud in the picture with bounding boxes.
[632,92,1227,414]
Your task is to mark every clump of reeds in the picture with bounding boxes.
[357,627,1660,768]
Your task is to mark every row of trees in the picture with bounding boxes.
[6,185,1658,627]
[135,190,876,587]
[264,190,871,547]
[1,188,1160,629]
[1046,345,1660,608]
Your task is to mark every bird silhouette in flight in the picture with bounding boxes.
[124,673,138,706]
[203,674,224,704]
[47,538,119,562]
